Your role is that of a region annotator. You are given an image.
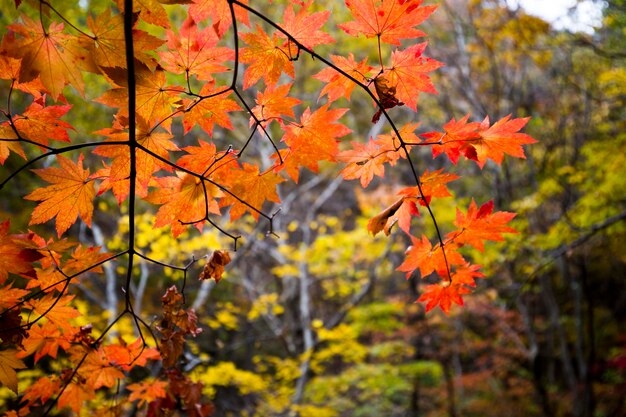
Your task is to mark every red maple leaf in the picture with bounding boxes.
[473,115,538,168]
[450,199,517,251]
[417,281,471,314]
[278,0,334,50]
[339,0,437,45]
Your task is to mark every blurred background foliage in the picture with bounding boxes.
[1,0,625,416]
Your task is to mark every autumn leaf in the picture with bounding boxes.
[314,53,373,103]
[422,114,481,164]
[11,97,74,147]
[339,0,437,45]
[396,234,465,278]
[17,322,71,363]
[75,347,125,389]
[278,0,334,50]
[371,75,404,123]
[189,0,250,37]
[127,380,168,407]
[182,84,241,135]
[159,16,234,81]
[0,221,42,282]
[116,0,170,28]
[83,9,163,70]
[25,154,96,237]
[367,197,404,236]
[338,139,389,187]
[0,124,24,165]
[279,105,351,180]
[21,376,61,407]
[146,172,222,237]
[0,349,26,394]
[57,377,95,415]
[220,163,284,221]
[199,250,231,282]
[251,83,301,127]
[104,337,160,371]
[450,199,517,251]
[240,25,294,89]
[6,16,89,99]
[473,115,538,168]
[398,169,460,205]
[385,42,443,111]
[27,294,81,334]
[417,282,471,314]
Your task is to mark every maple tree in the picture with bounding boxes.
[0,0,538,415]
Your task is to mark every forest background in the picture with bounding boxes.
[0,0,625,416]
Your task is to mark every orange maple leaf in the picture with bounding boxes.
[115,0,170,28]
[189,0,250,37]
[74,347,125,389]
[417,282,471,314]
[473,115,538,168]
[385,42,443,111]
[127,380,168,407]
[240,25,294,89]
[220,163,284,221]
[314,53,373,103]
[182,84,241,135]
[251,83,301,127]
[27,294,81,334]
[279,105,351,180]
[6,16,89,99]
[422,114,481,164]
[159,16,234,81]
[339,0,437,45]
[279,0,334,50]
[450,199,517,251]
[11,97,74,147]
[396,234,465,278]
[17,322,71,363]
[146,172,222,237]
[338,139,389,188]
[21,376,61,407]
[0,349,26,394]
[83,9,163,70]
[25,154,95,237]
[398,169,460,205]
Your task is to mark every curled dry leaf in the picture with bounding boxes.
[367,197,404,236]
[199,250,232,283]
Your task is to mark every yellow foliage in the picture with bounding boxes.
[194,362,266,398]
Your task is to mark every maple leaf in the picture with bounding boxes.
[0,349,26,394]
[115,0,170,28]
[279,105,351,180]
[398,169,460,205]
[75,347,125,389]
[27,267,67,293]
[278,1,334,50]
[0,309,26,348]
[96,64,183,130]
[417,282,471,314]
[220,163,284,221]
[146,172,222,237]
[422,114,481,164]
[176,140,238,176]
[339,0,437,45]
[199,250,231,282]
[0,221,42,282]
[251,83,301,127]
[450,199,517,251]
[64,244,112,275]
[11,97,74,147]
[93,117,179,199]
[374,122,421,164]
[27,294,81,334]
[6,16,89,99]
[396,234,465,278]
[314,53,373,103]
[385,42,443,111]
[0,124,24,165]
[104,337,160,371]
[182,84,241,135]
[21,376,61,407]
[159,16,234,81]
[128,380,168,407]
[473,115,538,168]
[189,0,250,37]
[83,9,163,70]
[25,154,95,237]
[240,25,295,89]
[57,377,95,415]
[17,322,71,363]
[338,139,389,187]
